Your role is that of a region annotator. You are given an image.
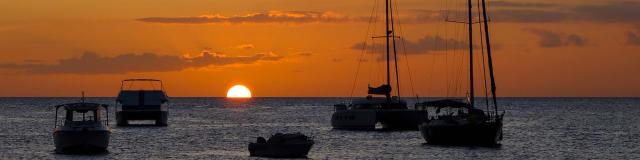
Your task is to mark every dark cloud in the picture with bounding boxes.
[507,1,640,23]
[409,9,568,23]
[628,28,640,45]
[410,1,640,23]
[136,2,640,25]
[527,29,564,48]
[491,1,557,8]
[571,1,640,23]
[137,11,365,24]
[566,34,587,47]
[527,29,587,48]
[0,51,283,74]
[352,36,468,55]
[489,9,568,23]
[410,10,443,23]
[490,1,640,23]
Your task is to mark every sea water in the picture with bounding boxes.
[1,97,639,159]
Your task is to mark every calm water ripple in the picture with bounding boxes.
[1,97,639,159]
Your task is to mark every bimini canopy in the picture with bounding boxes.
[121,79,165,91]
[368,84,391,95]
[416,99,471,108]
[55,103,108,111]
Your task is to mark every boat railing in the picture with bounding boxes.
[419,108,504,122]
[120,79,164,91]
[54,108,109,128]
[55,119,110,128]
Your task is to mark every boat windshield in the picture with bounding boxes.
[66,110,99,122]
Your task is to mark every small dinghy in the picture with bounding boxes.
[249,133,314,158]
[53,95,111,154]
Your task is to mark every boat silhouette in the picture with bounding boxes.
[417,0,504,146]
[53,94,111,154]
[331,0,426,131]
[249,133,314,158]
[115,79,169,126]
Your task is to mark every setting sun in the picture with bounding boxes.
[226,85,252,98]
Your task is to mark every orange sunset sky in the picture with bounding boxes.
[0,0,639,97]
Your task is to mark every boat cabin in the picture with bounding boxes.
[53,102,111,153]
[415,99,487,121]
[344,96,408,110]
[55,103,109,127]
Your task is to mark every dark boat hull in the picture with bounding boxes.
[332,109,426,131]
[116,110,168,126]
[53,130,110,153]
[248,142,314,158]
[419,119,502,146]
[331,110,377,130]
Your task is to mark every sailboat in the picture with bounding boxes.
[331,0,426,131]
[417,0,504,146]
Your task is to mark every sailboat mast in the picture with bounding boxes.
[385,0,391,99]
[390,0,400,98]
[481,0,498,114]
[467,0,475,107]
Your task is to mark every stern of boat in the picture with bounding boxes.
[331,109,377,130]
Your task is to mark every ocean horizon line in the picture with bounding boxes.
[0,96,638,98]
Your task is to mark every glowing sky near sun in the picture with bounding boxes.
[0,0,638,97]
[227,85,252,98]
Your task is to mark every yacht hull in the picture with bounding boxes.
[53,130,110,153]
[419,119,502,146]
[332,110,426,131]
[116,110,168,126]
[331,110,377,130]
